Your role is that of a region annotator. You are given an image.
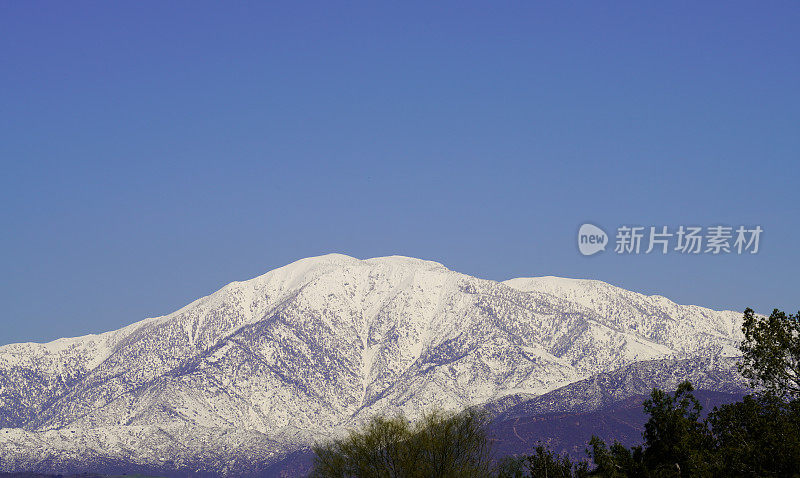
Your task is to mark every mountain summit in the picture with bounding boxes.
[0,255,744,476]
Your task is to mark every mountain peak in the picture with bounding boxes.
[363,255,446,269]
[233,254,450,294]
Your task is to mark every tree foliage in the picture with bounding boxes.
[310,409,492,478]
[589,436,646,478]
[640,381,711,475]
[739,307,800,397]
[496,445,589,478]
[588,381,712,478]
[707,392,800,476]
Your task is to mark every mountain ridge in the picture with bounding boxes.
[0,254,746,476]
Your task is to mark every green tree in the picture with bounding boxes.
[310,409,492,477]
[706,393,800,476]
[311,414,411,477]
[640,381,711,476]
[496,445,589,478]
[588,382,711,478]
[588,437,645,478]
[739,307,800,397]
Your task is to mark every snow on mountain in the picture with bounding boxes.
[0,254,746,476]
[504,276,742,357]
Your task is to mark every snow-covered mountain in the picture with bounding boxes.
[0,254,746,476]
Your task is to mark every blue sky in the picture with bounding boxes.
[1,2,798,344]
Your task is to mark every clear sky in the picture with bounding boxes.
[1,1,798,345]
